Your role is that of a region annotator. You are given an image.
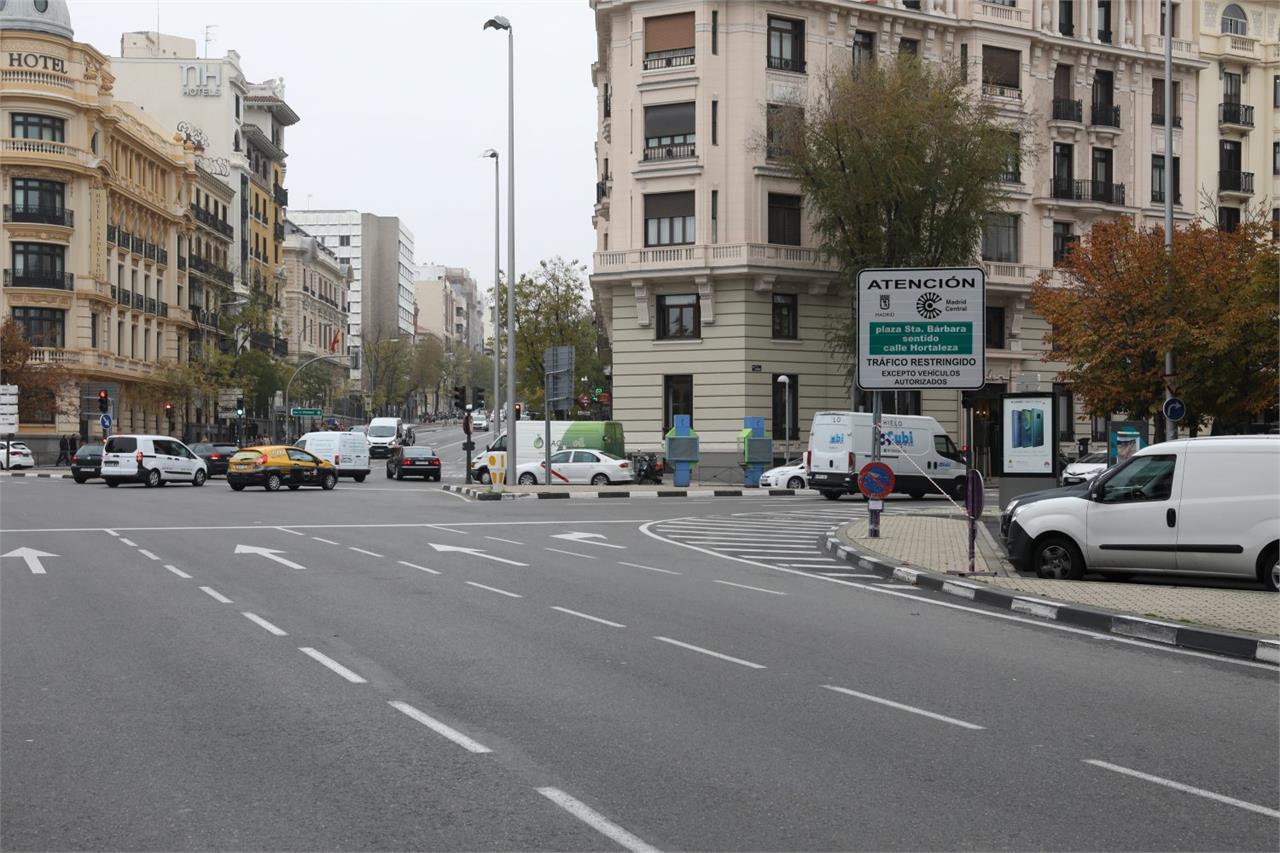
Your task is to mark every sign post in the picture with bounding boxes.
[964,468,985,574]
[463,412,473,484]
[0,384,17,470]
[858,461,894,537]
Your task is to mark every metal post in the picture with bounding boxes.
[505,24,517,485]
[1163,2,1176,442]
[967,404,976,574]
[544,371,552,486]
[870,392,882,538]
[490,150,502,438]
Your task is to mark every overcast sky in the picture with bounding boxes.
[71,0,599,295]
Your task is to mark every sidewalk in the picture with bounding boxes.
[443,482,814,500]
[831,514,1279,656]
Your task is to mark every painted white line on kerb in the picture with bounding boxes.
[389,700,492,754]
[349,546,383,558]
[822,685,985,730]
[551,606,626,628]
[298,647,367,683]
[199,586,232,604]
[163,564,191,579]
[536,787,660,853]
[486,536,524,545]
[118,537,137,547]
[432,525,466,535]
[276,527,304,536]
[712,579,787,596]
[312,537,339,545]
[465,581,523,599]
[654,636,766,669]
[137,549,160,561]
[618,561,680,576]
[545,547,595,560]
[1083,759,1280,819]
[398,560,441,576]
[242,611,288,636]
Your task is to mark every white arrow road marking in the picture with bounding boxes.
[551,531,626,549]
[429,543,527,566]
[1,547,55,574]
[234,544,307,570]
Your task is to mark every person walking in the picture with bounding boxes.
[55,434,70,466]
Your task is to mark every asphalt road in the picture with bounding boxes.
[2,471,1277,851]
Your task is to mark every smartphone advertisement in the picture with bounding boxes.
[1003,396,1054,475]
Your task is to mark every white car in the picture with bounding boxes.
[101,434,208,488]
[759,461,807,489]
[515,449,632,485]
[0,441,35,469]
[472,412,490,432]
[1061,452,1109,486]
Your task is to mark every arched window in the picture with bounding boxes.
[1222,4,1248,36]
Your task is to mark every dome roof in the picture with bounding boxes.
[0,0,74,40]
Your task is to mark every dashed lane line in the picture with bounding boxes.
[389,700,493,754]
[653,636,767,670]
[536,787,660,853]
[822,684,985,731]
[712,579,787,596]
[545,547,595,560]
[312,537,339,545]
[137,549,160,561]
[551,606,626,628]
[299,647,367,684]
[486,536,524,545]
[242,612,288,636]
[465,581,523,599]
[1083,759,1280,819]
[349,546,383,558]
[199,586,233,604]
[163,564,191,579]
[618,561,681,576]
[398,560,441,576]
[118,537,137,547]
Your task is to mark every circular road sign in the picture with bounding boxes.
[858,461,895,500]
[578,393,591,408]
[99,413,112,430]
[1162,397,1186,423]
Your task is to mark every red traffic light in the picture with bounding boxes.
[98,390,108,399]
[163,402,173,413]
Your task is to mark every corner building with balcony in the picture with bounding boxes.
[2,0,202,453]
[590,0,1204,476]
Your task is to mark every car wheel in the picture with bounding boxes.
[951,479,966,500]
[106,480,120,488]
[518,472,537,485]
[321,472,337,491]
[821,490,841,501]
[786,476,805,490]
[192,469,206,487]
[1034,535,1085,580]
[1259,543,1279,592]
[478,470,492,485]
[386,466,394,479]
[908,490,926,500]
[591,473,610,486]
[229,483,246,491]
[432,474,441,482]
[395,469,404,480]
[265,473,282,492]
[288,483,301,490]
[73,475,88,484]
[353,473,366,483]
[144,468,161,488]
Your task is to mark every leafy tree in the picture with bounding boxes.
[0,318,75,423]
[1031,220,1278,435]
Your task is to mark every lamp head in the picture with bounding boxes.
[481,149,498,159]
[483,15,511,31]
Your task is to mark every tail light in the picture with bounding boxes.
[209,454,222,460]
[135,450,144,464]
[619,461,629,468]
[72,455,80,464]
[848,451,855,471]
[334,454,341,464]
[257,454,269,466]
[805,450,811,469]
[429,459,440,465]
[403,459,414,465]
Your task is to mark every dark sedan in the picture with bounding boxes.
[191,442,239,476]
[386,446,441,481]
[70,443,103,483]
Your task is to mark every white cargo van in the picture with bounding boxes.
[1006,436,1280,590]
[295,431,371,481]
[471,421,625,485]
[101,434,208,488]
[366,417,402,460]
[805,411,966,500]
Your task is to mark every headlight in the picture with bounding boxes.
[1003,498,1020,515]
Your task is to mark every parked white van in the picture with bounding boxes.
[295,431,371,481]
[805,411,967,500]
[1006,436,1280,590]
[101,435,209,488]
[366,417,403,459]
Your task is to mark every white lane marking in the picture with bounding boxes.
[653,636,766,669]
[822,684,985,730]
[137,549,160,561]
[163,564,191,579]
[712,579,787,596]
[465,581,523,599]
[618,561,680,576]
[105,529,118,536]
[389,700,492,754]
[276,527,304,536]
[199,586,232,604]
[430,543,528,566]
[536,787,659,853]
[349,546,383,558]
[298,647,367,683]
[431,525,466,535]
[434,488,471,502]
[486,536,524,545]
[1083,759,1280,819]
[2,520,655,533]
[118,537,137,547]
[242,611,288,636]
[398,560,441,576]
[819,572,881,579]
[544,547,595,560]
[312,536,339,545]
[552,531,626,549]
[551,606,626,628]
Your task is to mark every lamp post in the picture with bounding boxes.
[483,148,501,437]
[484,13,516,485]
[776,375,791,461]
[1162,1,1176,442]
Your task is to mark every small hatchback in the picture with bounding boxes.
[101,435,208,488]
[71,443,104,483]
[227,445,337,492]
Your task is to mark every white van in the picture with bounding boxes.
[471,420,625,485]
[1006,436,1280,590]
[101,434,209,488]
[295,431,371,481]
[805,411,966,500]
[366,417,403,459]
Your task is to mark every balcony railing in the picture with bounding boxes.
[3,204,73,226]
[596,180,610,204]
[273,222,285,242]
[0,138,90,164]
[1218,102,1254,128]
[1151,112,1182,128]
[1088,180,1125,205]
[132,292,145,311]
[982,83,1022,100]
[999,168,1022,184]
[1051,98,1082,122]
[642,143,697,162]
[158,301,169,318]
[1090,103,1121,128]
[767,55,806,73]
[191,203,234,238]
[107,225,117,244]
[642,48,695,70]
[118,229,132,248]
[1097,29,1113,45]
[1218,170,1254,194]
[1051,178,1125,205]
[1151,188,1182,205]
[177,255,187,270]
[145,297,157,315]
[593,242,835,274]
[189,254,235,286]
[4,269,73,289]
[131,235,145,254]
[273,184,289,207]
[115,287,129,305]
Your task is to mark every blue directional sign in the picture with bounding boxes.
[1162,397,1186,423]
[99,413,112,430]
[858,461,895,499]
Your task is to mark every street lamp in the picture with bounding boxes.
[484,13,516,486]
[776,375,791,461]
[483,148,501,436]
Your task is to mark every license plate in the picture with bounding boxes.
[104,460,118,466]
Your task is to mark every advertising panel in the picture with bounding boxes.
[1002,395,1054,476]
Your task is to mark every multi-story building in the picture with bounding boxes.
[2,0,200,452]
[288,210,416,385]
[589,0,1206,475]
[282,219,349,384]
[1192,2,1279,232]
[413,263,484,352]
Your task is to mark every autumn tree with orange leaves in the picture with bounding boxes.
[1032,220,1278,436]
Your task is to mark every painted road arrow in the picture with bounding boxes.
[234,544,307,570]
[551,532,626,549]
[1,547,56,574]
[428,543,527,567]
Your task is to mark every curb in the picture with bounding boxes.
[441,483,809,501]
[0,471,74,479]
[821,533,1280,666]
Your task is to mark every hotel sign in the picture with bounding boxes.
[180,63,222,97]
[8,52,67,74]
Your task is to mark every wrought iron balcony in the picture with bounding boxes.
[999,169,1022,184]
[3,269,72,289]
[115,287,130,305]
[3,204,72,226]
[1218,102,1254,128]
[643,48,694,70]
[1087,180,1125,205]
[643,143,697,162]
[177,255,187,270]
[1051,178,1125,205]
[1051,98,1082,122]
[1151,112,1182,128]
[1090,103,1121,128]
[191,203,234,238]
[273,184,288,207]
[1151,187,1182,205]
[131,235,145,254]
[767,55,806,73]
[107,224,117,244]
[131,292,145,311]
[145,296,158,315]
[1218,170,1254,194]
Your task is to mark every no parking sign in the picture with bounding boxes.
[858,462,894,500]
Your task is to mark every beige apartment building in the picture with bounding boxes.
[413,264,485,353]
[2,0,200,453]
[1193,2,1279,232]
[282,220,350,405]
[589,0,1210,475]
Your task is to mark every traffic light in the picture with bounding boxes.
[163,402,174,421]
[453,385,466,410]
[514,402,522,419]
[473,386,485,409]
[235,397,245,417]
[98,389,109,413]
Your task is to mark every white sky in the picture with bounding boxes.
[70,0,600,295]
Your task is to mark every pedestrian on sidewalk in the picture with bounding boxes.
[55,435,70,466]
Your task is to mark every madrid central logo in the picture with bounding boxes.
[916,292,942,319]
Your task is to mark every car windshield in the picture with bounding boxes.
[403,447,434,457]
[1078,453,1108,464]
[191,444,212,453]
[104,437,137,453]
[597,451,622,461]
[74,445,102,456]
[368,426,396,437]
